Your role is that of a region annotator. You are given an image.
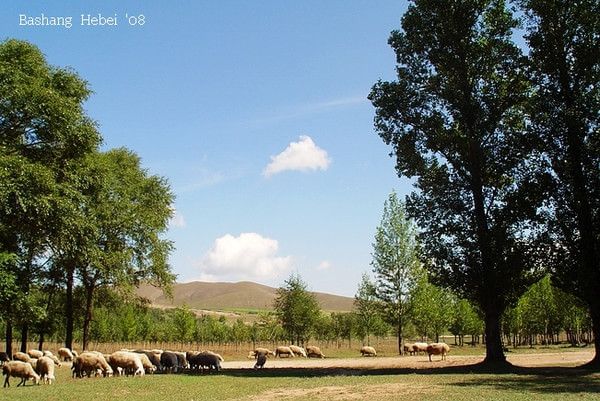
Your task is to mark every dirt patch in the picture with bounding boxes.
[223,350,595,371]
[247,383,440,401]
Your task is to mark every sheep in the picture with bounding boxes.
[412,342,429,355]
[160,351,179,373]
[360,346,377,357]
[137,353,157,374]
[254,353,268,369]
[289,345,307,358]
[27,349,43,359]
[35,356,55,384]
[248,348,275,359]
[72,352,112,378]
[42,351,62,367]
[58,347,75,362]
[427,343,450,361]
[403,343,414,355]
[133,350,161,371]
[2,361,40,387]
[306,345,325,358]
[275,346,295,358]
[28,358,38,371]
[108,351,145,377]
[173,351,189,370]
[188,352,221,372]
[0,352,9,365]
[13,352,30,363]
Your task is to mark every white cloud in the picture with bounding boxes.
[316,260,332,271]
[169,208,186,228]
[198,233,292,281]
[263,135,331,177]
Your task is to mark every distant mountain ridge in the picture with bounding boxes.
[137,281,354,312]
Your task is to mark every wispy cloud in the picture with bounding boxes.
[250,95,367,126]
[263,135,331,177]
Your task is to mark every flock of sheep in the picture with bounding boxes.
[1,341,450,387]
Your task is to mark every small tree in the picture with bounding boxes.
[411,278,453,342]
[371,191,423,355]
[273,273,321,345]
[354,273,381,345]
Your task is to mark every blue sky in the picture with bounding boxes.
[2,1,413,297]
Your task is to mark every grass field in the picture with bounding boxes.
[2,348,599,401]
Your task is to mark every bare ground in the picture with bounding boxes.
[223,350,595,370]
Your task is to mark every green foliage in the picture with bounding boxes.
[274,273,322,344]
[410,277,453,342]
[370,0,546,362]
[519,0,600,363]
[371,191,423,352]
[354,274,384,345]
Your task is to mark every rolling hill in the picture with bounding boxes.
[137,281,354,312]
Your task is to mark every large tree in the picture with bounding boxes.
[73,149,175,350]
[370,0,545,364]
[371,191,423,355]
[519,0,600,368]
[0,39,101,354]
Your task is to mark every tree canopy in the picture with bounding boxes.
[370,0,546,363]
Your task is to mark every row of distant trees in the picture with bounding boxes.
[0,271,590,350]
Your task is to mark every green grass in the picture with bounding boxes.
[3,362,600,401]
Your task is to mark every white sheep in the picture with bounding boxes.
[306,345,325,358]
[27,349,43,359]
[2,360,40,387]
[13,352,30,363]
[427,343,450,361]
[412,342,429,355]
[289,345,307,358]
[36,356,55,384]
[72,352,113,378]
[108,351,145,377]
[275,346,295,358]
[58,347,75,362]
[360,346,377,357]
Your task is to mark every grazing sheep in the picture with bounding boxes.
[427,343,450,361]
[412,342,429,355]
[13,352,30,363]
[253,353,268,369]
[136,353,156,374]
[42,351,62,367]
[2,361,40,387]
[134,350,161,371]
[188,352,221,372]
[0,352,9,365]
[275,346,295,358]
[35,356,55,384]
[360,346,377,357]
[27,349,43,359]
[72,352,112,378]
[249,348,275,359]
[28,358,38,371]
[160,351,179,373]
[58,347,75,362]
[108,351,145,377]
[306,345,325,358]
[289,345,307,358]
[173,351,189,370]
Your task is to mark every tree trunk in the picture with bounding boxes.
[5,320,13,358]
[397,317,403,355]
[82,283,95,351]
[483,310,507,364]
[20,323,28,353]
[64,263,74,350]
[584,304,600,369]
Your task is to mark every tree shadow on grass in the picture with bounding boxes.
[206,363,600,395]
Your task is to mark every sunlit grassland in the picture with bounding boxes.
[3,358,600,401]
